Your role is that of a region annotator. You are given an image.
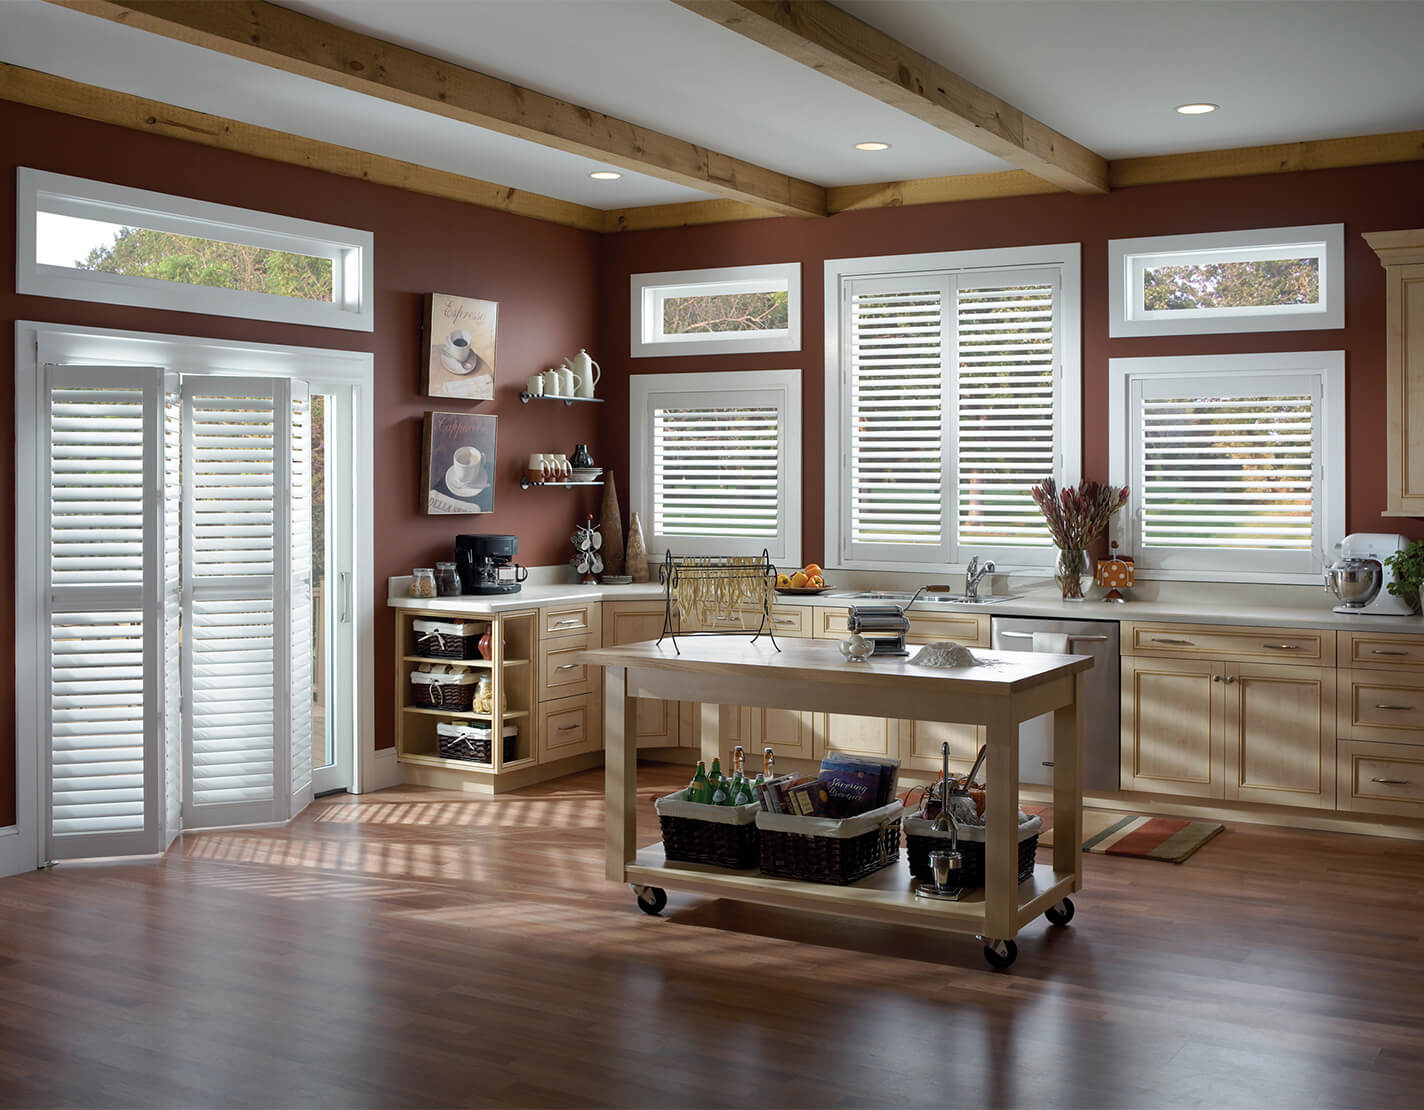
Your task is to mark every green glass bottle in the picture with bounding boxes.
[732,777,754,807]
[711,777,730,806]
[708,757,724,798]
[689,761,712,804]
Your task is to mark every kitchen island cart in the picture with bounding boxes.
[578,638,1091,968]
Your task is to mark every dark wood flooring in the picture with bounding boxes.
[2,763,1423,1108]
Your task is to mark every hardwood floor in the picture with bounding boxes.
[2,763,1423,1108]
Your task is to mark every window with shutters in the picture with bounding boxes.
[825,246,1081,570]
[1107,351,1345,581]
[630,370,801,564]
[630,264,801,357]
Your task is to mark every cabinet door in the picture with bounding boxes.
[1121,656,1224,798]
[901,720,983,775]
[1387,261,1424,514]
[718,705,816,766]
[602,603,678,749]
[816,713,898,759]
[1225,662,1335,808]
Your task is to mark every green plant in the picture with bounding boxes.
[1385,540,1424,613]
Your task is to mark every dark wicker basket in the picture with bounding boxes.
[659,811,760,869]
[413,620,482,660]
[905,830,1039,889]
[410,674,477,711]
[758,819,901,886]
[437,723,516,764]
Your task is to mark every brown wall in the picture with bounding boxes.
[596,161,1424,565]
[1,100,605,827]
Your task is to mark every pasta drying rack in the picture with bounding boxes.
[657,549,780,655]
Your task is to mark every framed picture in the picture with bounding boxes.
[422,411,496,514]
[423,292,498,400]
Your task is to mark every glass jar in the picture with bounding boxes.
[434,561,461,596]
[1054,548,1095,601]
[409,568,437,598]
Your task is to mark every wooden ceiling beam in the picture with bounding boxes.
[674,0,1108,196]
[50,0,828,218]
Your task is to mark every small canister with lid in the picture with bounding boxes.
[434,561,462,596]
[409,568,437,598]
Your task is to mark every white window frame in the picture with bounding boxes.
[630,263,801,357]
[824,244,1082,573]
[1108,224,1344,338]
[1107,350,1345,584]
[629,370,801,565]
[8,320,376,877]
[16,168,374,332]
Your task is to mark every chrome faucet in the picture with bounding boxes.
[964,555,996,600]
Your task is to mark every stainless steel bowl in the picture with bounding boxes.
[1326,557,1382,607]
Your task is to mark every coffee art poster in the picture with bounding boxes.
[421,411,497,515]
[422,292,498,400]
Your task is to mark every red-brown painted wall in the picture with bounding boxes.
[596,162,1424,567]
[1,100,605,826]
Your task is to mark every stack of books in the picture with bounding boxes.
[756,754,900,818]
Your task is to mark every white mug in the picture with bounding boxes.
[525,373,544,397]
[451,445,482,485]
[542,368,563,396]
[443,329,473,363]
[556,367,577,397]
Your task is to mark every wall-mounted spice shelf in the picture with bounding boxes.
[519,393,605,406]
[520,479,605,490]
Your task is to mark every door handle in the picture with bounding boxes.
[339,571,351,624]
[1151,637,1194,645]
[1374,704,1415,711]
[1371,777,1410,785]
[556,663,579,671]
[1372,649,1410,656]
[557,724,580,732]
[551,618,582,628]
[1263,643,1302,651]
[1224,675,1237,684]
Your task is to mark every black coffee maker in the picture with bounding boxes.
[455,534,528,595]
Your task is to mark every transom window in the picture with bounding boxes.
[630,264,801,357]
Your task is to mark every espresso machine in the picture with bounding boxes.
[1323,533,1414,615]
[456,534,528,595]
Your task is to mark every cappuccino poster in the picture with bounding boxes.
[422,292,498,400]
[421,411,497,515]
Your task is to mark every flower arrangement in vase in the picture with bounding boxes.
[1030,478,1129,601]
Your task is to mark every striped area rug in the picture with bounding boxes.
[1036,809,1224,863]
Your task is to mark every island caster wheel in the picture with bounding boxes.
[981,938,1018,970]
[632,885,667,916]
[1045,897,1075,927]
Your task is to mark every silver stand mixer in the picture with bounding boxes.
[1323,533,1415,616]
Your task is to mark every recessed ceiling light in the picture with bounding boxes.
[854,141,892,151]
[589,170,622,180]
[1175,103,1218,115]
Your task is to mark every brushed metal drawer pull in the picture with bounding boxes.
[557,724,580,732]
[1372,649,1410,656]
[1374,704,1415,711]
[1263,643,1302,650]
[552,618,582,628]
[1151,638,1194,645]
[1371,777,1411,785]
[556,663,579,671]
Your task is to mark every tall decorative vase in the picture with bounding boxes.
[626,511,649,583]
[1055,548,1095,601]
[599,470,625,576]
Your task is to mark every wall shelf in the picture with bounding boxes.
[520,479,605,489]
[519,393,605,406]
[402,654,530,667]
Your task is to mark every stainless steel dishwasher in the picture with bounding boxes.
[990,617,1120,791]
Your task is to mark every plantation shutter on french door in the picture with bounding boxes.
[45,364,177,860]
[182,377,312,829]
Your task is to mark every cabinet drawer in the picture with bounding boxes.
[1340,632,1424,670]
[1123,622,1334,666]
[679,604,807,635]
[1338,669,1424,742]
[538,691,600,762]
[540,638,596,701]
[1338,740,1424,817]
[542,603,599,638]
[812,607,988,646]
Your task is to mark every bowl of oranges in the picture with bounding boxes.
[774,562,830,595]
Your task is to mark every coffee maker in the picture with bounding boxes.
[456,534,528,595]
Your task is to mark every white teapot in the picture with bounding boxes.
[563,348,601,399]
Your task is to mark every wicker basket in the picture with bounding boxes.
[903,811,1043,889]
[410,667,478,711]
[412,619,483,660]
[654,788,760,869]
[437,722,517,764]
[756,801,903,886]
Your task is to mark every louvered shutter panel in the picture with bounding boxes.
[182,378,295,827]
[288,384,314,814]
[45,365,168,860]
[163,381,182,846]
[1131,373,1320,572]
[842,276,951,564]
[955,275,1059,551]
[652,405,780,541]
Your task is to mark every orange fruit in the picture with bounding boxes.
[803,563,822,579]
[790,571,809,588]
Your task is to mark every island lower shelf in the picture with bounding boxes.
[626,843,1075,935]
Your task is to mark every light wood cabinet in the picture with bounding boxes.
[1365,230,1424,516]
[1121,655,1224,798]
[1122,621,1333,667]
[602,600,679,749]
[538,685,602,762]
[1338,667,1424,743]
[1338,739,1424,817]
[1339,631,1424,670]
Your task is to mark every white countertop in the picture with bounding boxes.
[388,578,1424,634]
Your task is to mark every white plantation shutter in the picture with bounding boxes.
[843,276,949,564]
[1130,372,1321,574]
[289,385,314,812]
[653,405,779,540]
[45,366,173,860]
[955,274,1059,551]
[163,384,182,845]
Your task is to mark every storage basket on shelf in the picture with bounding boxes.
[410,666,479,711]
[654,789,760,869]
[412,619,484,660]
[437,722,518,764]
[903,811,1044,889]
[756,800,904,886]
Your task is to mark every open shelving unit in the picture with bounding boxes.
[518,393,605,407]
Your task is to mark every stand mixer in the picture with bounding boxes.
[1323,533,1414,616]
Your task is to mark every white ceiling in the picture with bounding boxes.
[2,0,1422,212]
